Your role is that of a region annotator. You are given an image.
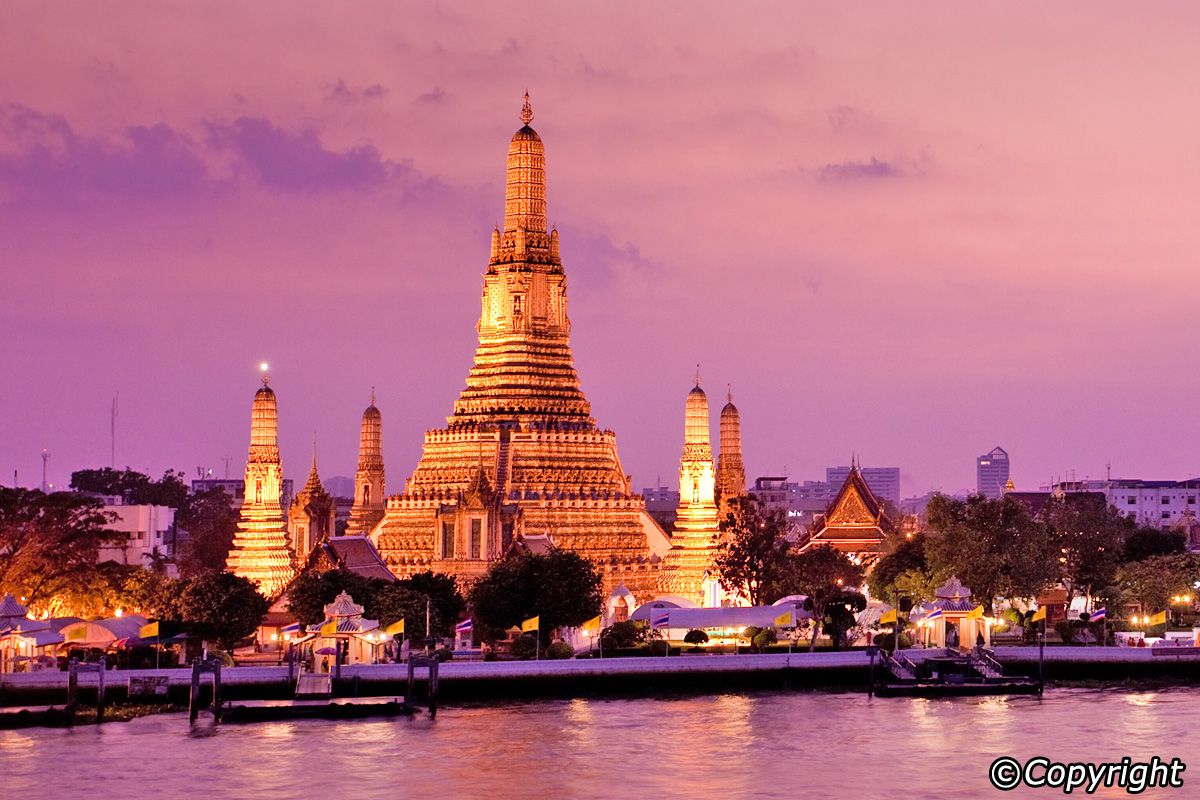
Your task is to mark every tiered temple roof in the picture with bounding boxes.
[801,463,896,559]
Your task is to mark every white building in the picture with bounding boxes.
[826,466,901,508]
[1048,479,1200,529]
[95,497,178,576]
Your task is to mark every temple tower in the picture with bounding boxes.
[226,371,295,597]
[716,386,747,515]
[658,371,721,605]
[289,450,336,558]
[373,95,668,599]
[346,394,386,537]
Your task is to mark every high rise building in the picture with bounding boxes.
[658,374,721,605]
[372,96,668,602]
[225,372,295,597]
[715,386,747,515]
[345,394,386,537]
[977,447,1010,499]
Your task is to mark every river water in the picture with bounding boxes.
[1,688,1195,799]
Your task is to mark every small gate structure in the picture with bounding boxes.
[66,659,107,722]
[188,656,223,723]
[407,655,441,717]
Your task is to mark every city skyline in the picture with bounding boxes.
[4,4,1200,497]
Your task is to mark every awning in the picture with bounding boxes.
[635,604,807,630]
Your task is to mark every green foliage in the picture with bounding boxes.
[871,632,912,650]
[868,533,928,601]
[468,550,602,643]
[647,639,670,657]
[821,590,867,650]
[779,545,864,652]
[370,583,431,645]
[1116,554,1200,611]
[1123,528,1187,562]
[601,620,647,650]
[175,487,239,576]
[546,641,575,660]
[0,487,123,608]
[752,628,777,649]
[1043,493,1133,603]
[924,494,1059,611]
[285,569,391,626]
[70,468,189,508]
[399,571,466,640]
[713,494,794,605]
[106,566,179,619]
[175,571,268,650]
[683,628,709,647]
[511,634,539,660]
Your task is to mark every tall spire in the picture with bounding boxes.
[661,377,719,605]
[226,372,295,597]
[346,393,386,537]
[503,91,547,234]
[520,90,533,125]
[694,364,701,388]
[717,387,746,509]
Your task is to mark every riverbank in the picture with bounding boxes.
[2,647,1197,711]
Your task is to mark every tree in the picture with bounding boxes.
[684,629,709,649]
[1123,528,1187,562]
[70,468,188,508]
[1116,554,1200,613]
[398,571,466,639]
[107,565,179,619]
[600,620,648,650]
[175,571,268,650]
[712,494,793,605]
[924,494,1059,613]
[469,550,602,644]
[780,545,864,652]
[1043,494,1133,606]
[285,569,390,626]
[0,488,123,610]
[371,583,433,644]
[868,533,927,601]
[175,486,240,576]
[821,590,867,650]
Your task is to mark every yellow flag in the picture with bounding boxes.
[580,615,601,635]
[1030,607,1047,623]
[320,619,337,636]
[773,609,795,627]
[967,605,984,620]
[384,619,405,636]
[138,621,159,639]
[879,609,897,625]
[521,615,540,633]
[1149,611,1168,626]
[65,625,85,641]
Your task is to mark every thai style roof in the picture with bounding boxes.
[931,576,978,612]
[0,593,28,620]
[323,591,364,618]
[801,465,895,554]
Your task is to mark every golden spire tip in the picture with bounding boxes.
[520,90,533,126]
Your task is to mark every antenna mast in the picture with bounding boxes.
[111,393,119,468]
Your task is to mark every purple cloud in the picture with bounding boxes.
[817,157,906,183]
[328,79,387,103]
[416,87,449,105]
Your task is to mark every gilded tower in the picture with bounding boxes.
[226,372,295,597]
[373,95,668,599]
[289,451,336,558]
[658,372,721,605]
[346,394,386,537]
[715,386,747,515]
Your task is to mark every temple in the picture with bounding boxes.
[800,462,896,564]
[345,394,386,537]
[715,385,747,515]
[657,373,722,605]
[225,370,296,598]
[372,95,669,599]
[288,450,336,557]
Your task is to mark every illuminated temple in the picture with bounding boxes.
[226,373,296,598]
[371,95,669,599]
[657,375,721,605]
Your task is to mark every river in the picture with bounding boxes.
[1,687,1195,799]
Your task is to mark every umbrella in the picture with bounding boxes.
[315,647,337,655]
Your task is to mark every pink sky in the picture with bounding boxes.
[3,3,1199,497]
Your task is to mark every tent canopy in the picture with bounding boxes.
[630,604,807,630]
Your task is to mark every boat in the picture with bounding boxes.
[872,648,1040,698]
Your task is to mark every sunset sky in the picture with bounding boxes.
[3,3,1199,497]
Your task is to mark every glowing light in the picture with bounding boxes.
[114,608,123,618]
[259,362,269,372]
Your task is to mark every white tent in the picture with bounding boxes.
[631,604,807,631]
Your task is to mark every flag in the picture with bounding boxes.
[925,608,943,621]
[138,621,159,639]
[580,615,601,635]
[384,619,405,636]
[65,625,85,641]
[320,619,337,636]
[521,615,539,633]
[455,618,474,634]
[1030,607,1046,623]
[1149,610,1167,626]
[879,609,897,625]
[967,605,984,620]
[651,611,671,630]
[281,622,301,634]
[774,609,795,627]
[1089,608,1106,623]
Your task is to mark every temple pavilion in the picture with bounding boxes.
[800,462,896,565]
[914,576,992,650]
[371,95,669,600]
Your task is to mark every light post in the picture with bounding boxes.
[1170,594,1193,627]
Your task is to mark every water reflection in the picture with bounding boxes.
[1,688,1196,799]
